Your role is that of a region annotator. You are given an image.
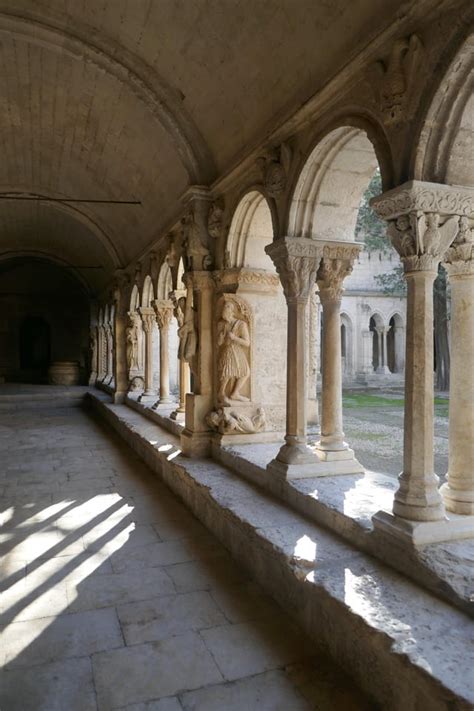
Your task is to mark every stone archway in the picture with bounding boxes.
[222,191,286,433]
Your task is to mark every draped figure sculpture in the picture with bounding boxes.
[126,311,141,372]
[217,299,251,405]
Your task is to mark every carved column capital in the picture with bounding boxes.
[371,181,474,273]
[316,243,361,305]
[443,217,474,278]
[138,307,156,333]
[152,300,174,330]
[265,237,323,301]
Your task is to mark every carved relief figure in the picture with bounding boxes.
[126,311,141,371]
[206,407,265,434]
[176,295,197,364]
[217,299,251,404]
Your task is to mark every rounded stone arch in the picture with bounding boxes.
[141,275,155,308]
[0,249,92,295]
[129,284,141,312]
[157,261,173,300]
[0,12,214,183]
[388,311,404,329]
[412,32,474,184]
[369,310,385,329]
[287,124,384,242]
[223,189,287,431]
[226,190,276,270]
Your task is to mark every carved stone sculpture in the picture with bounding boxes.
[369,34,425,125]
[175,294,197,364]
[208,199,224,239]
[126,311,141,371]
[206,407,266,434]
[216,297,251,405]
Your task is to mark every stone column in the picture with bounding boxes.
[265,237,322,478]
[179,186,215,457]
[138,307,156,399]
[371,180,474,544]
[152,300,174,407]
[440,225,474,515]
[307,290,319,426]
[314,244,364,474]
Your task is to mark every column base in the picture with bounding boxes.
[440,482,474,515]
[137,392,156,403]
[180,428,212,457]
[151,398,174,411]
[376,366,391,375]
[170,408,186,422]
[373,509,474,546]
[267,446,364,480]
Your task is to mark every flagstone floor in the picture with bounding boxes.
[0,395,372,710]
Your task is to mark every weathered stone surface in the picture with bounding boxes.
[117,591,227,645]
[92,634,224,709]
[89,392,474,709]
[0,658,97,711]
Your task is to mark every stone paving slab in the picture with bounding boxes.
[0,396,372,710]
[89,391,474,709]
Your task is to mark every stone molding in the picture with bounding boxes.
[152,299,174,329]
[213,268,280,292]
[370,181,474,220]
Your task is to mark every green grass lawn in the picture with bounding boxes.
[343,392,449,415]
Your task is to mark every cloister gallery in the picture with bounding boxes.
[0,1,473,710]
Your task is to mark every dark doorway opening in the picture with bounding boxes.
[20,316,51,381]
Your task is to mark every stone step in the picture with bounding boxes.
[87,390,474,711]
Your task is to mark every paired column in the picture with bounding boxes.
[265,238,322,477]
[371,180,474,543]
[314,244,364,472]
[440,225,474,515]
[138,307,156,398]
[152,300,174,407]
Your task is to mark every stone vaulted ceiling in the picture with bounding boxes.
[0,0,405,292]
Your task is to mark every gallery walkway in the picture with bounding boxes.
[0,393,370,710]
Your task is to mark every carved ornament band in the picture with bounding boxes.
[370,181,474,221]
